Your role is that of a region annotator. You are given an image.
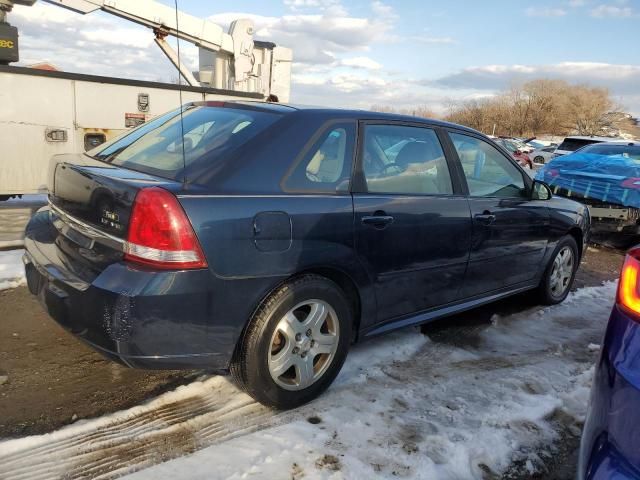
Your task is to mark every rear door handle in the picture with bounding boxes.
[362,215,395,229]
[474,213,496,225]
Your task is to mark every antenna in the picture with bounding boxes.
[174,0,187,186]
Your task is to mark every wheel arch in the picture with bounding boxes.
[233,265,366,366]
[295,266,363,343]
[568,227,584,260]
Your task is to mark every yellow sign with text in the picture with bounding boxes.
[0,39,15,49]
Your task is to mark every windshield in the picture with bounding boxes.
[557,138,603,152]
[578,143,640,160]
[90,105,281,181]
[497,139,519,153]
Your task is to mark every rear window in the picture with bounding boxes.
[90,105,280,181]
[557,138,602,152]
[579,144,640,160]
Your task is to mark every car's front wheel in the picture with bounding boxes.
[231,274,352,409]
[538,235,579,304]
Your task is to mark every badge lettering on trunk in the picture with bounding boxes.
[101,211,123,231]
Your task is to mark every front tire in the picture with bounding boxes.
[538,235,579,305]
[231,275,352,409]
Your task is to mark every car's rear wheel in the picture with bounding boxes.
[538,235,579,304]
[534,155,545,164]
[230,274,352,409]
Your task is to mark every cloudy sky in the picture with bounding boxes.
[9,0,640,115]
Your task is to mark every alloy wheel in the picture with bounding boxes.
[549,246,574,298]
[268,300,340,391]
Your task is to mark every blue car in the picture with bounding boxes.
[24,102,589,408]
[579,247,640,479]
[536,142,640,238]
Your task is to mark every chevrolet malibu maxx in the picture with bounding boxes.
[24,102,590,408]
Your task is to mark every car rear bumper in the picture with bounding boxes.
[23,210,233,371]
[579,306,640,480]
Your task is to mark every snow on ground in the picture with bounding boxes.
[0,249,26,291]
[0,283,616,480]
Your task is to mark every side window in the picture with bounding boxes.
[362,125,453,195]
[284,123,355,193]
[450,133,526,198]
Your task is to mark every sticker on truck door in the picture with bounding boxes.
[125,113,147,128]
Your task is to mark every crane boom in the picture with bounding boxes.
[42,0,256,87]
[2,0,292,100]
[42,0,236,55]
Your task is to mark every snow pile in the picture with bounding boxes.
[0,249,26,291]
[0,283,617,480]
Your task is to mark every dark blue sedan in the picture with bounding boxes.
[580,247,640,479]
[24,102,589,408]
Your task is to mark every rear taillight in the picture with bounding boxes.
[617,248,640,316]
[124,187,207,270]
[621,178,640,190]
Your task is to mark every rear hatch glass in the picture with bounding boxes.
[89,104,281,182]
[557,138,603,152]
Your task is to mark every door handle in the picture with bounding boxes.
[474,212,496,225]
[362,214,395,229]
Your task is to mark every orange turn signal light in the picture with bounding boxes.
[618,250,640,315]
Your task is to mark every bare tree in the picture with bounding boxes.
[445,79,617,137]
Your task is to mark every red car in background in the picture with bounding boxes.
[493,138,534,169]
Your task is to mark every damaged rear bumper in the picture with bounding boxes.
[23,210,231,371]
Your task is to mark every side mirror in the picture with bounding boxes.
[532,180,552,200]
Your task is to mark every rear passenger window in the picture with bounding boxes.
[362,125,453,195]
[283,122,355,193]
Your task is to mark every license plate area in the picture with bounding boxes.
[588,206,630,220]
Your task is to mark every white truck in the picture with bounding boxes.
[0,0,292,199]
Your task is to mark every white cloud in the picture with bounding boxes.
[208,7,394,65]
[410,35,456,45]
[568,0,587,7]
[590,4,634,17]
[338,56,382,70]
[10,3,178,81]
[525,6,567,17]
[432,62,640,114]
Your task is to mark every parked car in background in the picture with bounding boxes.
[531,145,558,164]
[499,136,534,153]
[553,135,626,158]
[493,137,534,168]
[24,102,589,409]
[536,142,640,241]
[579,246,640,479]
[527,139,558,150]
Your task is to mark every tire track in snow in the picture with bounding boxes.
[0,329,427,480]
[0,379,284,480]
[0,285,609,480]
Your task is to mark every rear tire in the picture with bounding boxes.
[538,235,579,305]
[230,274,352,409]
[534,155,544,164]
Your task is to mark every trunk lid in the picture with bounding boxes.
[47,153,182,272]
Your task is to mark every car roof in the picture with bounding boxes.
[583,141,638,147]
[218,100,482,135]
[562,135,627,142]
